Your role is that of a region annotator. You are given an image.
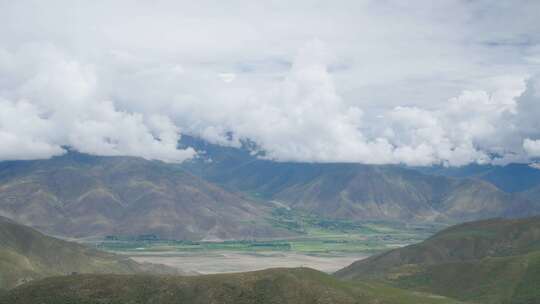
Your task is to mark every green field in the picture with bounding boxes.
[92,209,445,275]
[97,208,443,255]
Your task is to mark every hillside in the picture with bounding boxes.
[0,216,179,290]
[336,216,540,278]
[336,216,540,304]
[387,251,540,304]
[0,268,463,304]
[181,136,538,223]
[0,152,289,240]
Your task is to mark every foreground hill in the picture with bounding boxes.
[336,216,540,304]
[0,216,179,290]
[1,268,463,304]
[0,153,288,240]
[181,136,538,222]
[336,216,540,278]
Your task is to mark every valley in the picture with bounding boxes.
[95,214,441,274]
[5,214,540,303]
[1,150,539,303]
[0,143,539,303]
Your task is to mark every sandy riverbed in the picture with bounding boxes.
[126,251,369,274]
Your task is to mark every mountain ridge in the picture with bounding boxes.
[181,136,539,223]
[1,268,463,304]
[0,152,289,240]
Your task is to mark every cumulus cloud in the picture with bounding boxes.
[0,99,64,160]
[524,139,540,157]
[196,40,395,163]
[0,1,539,165]
[380,88,519,166]
[0,45,195,163]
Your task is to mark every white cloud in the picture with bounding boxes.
[0,1,539,165]
[0,99,64,160]
[219,73,236,83]
[0,45,195,163]
[524,139,540,157]
[530,163,540,170]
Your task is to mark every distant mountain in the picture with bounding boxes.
[1,136,537,241]
[0,152,289,240]
[417,163,540,193]
[0,216,179,290]
[522,184,540,203]
[336,216,540,304]
[1,268,463,304]
[181,136,538,223]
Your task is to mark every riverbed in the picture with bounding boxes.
[125,251,369,274]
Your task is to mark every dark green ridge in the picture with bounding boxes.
[1,268,463,304]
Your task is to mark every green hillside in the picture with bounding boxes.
[336,216,540,279]
[389,251,540,304]
[0,268,463,304]
[0,216,178,290]
[336,216,540,304]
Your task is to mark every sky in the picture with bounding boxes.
[0,0,539,166]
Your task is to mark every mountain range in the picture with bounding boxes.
[181,136,540,223]
[0,136,538,241]
[417,163,540,193]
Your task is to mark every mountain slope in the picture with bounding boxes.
[418,163,540,193]
[0,216,179,290]
[181,136,538,222]
[0,268,463,304]
[0,153,288,240]
[387,252,540,304]
[335,216,540,304]
[336,216,540,278]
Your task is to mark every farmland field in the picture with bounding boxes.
[96,212,444,274]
